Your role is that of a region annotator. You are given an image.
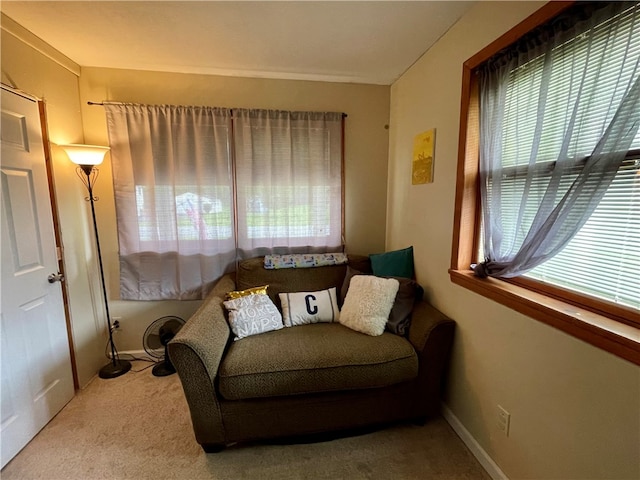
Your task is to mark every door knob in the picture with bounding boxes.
[48,273,65,283]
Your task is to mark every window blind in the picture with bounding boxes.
[525,156,640,310]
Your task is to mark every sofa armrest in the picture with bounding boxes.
[408,300,454,352]
[167,273,235,447]
[408,300,456,418]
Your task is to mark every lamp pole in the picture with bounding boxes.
[77,164,131,379]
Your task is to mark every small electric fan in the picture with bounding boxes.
[143,316,185,377]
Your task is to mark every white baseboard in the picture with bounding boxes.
[108,349,151,360]
[441,403,509,480]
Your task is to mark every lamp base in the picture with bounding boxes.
[99,358,132,379]
[152,361,176,377]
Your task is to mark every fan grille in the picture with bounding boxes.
[143,316,185,359]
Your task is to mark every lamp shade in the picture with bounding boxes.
[60,144,109,166]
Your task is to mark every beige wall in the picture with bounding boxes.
[1,16,108,388]
[78,67,390,352]
[387,2,640,479]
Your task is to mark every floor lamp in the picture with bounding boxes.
[60,144,131,379]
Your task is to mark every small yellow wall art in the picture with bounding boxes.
[412,129,435,185]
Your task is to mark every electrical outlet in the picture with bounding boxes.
[497,405,510,436]
[112,317,122,332]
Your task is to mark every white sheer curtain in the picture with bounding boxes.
[105,105,345,299]
[105,104,236,300]
[475,2,640,279]
[233,109,344,259]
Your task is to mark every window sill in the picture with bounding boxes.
[449,269,640,366]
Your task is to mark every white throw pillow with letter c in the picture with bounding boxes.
[279,287,340,326]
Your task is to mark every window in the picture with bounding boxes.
[105,104,344,300]
[524,154,640,311]
[135,185,233,243]
[233,109,343,256]
[451,1,640,365]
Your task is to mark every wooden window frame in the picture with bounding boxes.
[449,1,640,366]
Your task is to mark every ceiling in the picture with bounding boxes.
[1,1,475,85]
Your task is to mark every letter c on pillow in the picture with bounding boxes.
[305,294,318,315]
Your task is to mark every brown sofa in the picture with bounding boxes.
[168,255,455,452]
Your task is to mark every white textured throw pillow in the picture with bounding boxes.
[340,275,400,336]
[279,287,340,327]
[223,293,283,340]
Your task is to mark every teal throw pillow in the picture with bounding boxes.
[369,246,414,279]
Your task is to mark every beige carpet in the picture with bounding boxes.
[2,361,490,480]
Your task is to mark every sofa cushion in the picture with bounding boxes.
[223,293,284,340]
[279,287,340,326]
[341,266,424,336]
[226,284,268,300]
[370,246,415,279]
[218,323,418,400]
[339,276,399,336]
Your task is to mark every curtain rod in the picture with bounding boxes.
[88,101,123,106]
[87,101,348,117]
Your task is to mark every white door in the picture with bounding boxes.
[1,87,75,468]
